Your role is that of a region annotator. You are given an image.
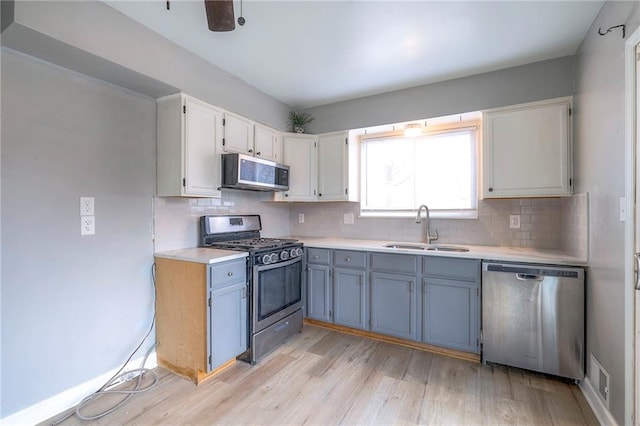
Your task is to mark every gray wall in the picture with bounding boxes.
[303,56,575,133]
[1,48,157,416]
[1,0,291,130]
[573,2,640,424]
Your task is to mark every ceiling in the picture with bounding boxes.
[104,1,604,109]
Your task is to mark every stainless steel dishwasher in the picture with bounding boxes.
[482,262,584,381]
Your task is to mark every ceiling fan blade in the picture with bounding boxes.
[204,0,236,32]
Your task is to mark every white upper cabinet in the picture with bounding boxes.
[254,123,282,162]
[222,112,254,155]
[482,97,573,198]
[157,94,223,197]
[318,131,350,201]
[222,113,282,162]
[278,133,318,201]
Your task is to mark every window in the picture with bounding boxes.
[360,123,478,219]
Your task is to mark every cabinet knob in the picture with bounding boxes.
[285,193,289,197]
[488,187,494,192]
[227,271,233,276]
[248,149,253,153]
[256,152,261,156]
[346,257,351,262]
[313,255,319,259]
[319,193,322,197]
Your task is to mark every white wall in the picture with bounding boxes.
[573,1,640,424]
[1,48,157,417]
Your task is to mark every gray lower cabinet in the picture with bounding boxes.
[209,259,248,370]
[306,248,332,322]
[370,272,418,340]
[333,267,367,329]
[422,257,480,353]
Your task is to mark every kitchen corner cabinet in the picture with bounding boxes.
[277,131,358,202]
[482,97,572,198]
[422,257,480,353]
[157,93,223,197]
[154,257,247,384]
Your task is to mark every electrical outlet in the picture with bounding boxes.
[80,197,95,215]
[344,213,354,225]
[81,216,95,235]
[509,215,521,229]
[298,213,304,224]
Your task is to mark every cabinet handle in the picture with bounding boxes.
[313,255,319,259]
[227,271,233,277]
[242,287,246,299]
[409,282,414,292]
[488,187,494,192]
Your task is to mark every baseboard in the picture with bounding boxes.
[580,376,618,426]
[0,352,157,426]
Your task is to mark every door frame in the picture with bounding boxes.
[624,25,640,426]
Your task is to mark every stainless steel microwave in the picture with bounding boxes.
[221,153,290,192]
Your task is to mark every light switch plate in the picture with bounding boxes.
[298,213,304,224]
[344,213,354,225]
[509,215,521,229]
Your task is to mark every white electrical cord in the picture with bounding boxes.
[51,264,159,425]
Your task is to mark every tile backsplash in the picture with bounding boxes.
[289,193,588,258]
[153,190,588,260]
[153,190,291,252]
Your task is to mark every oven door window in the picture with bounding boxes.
[257,259,302,321]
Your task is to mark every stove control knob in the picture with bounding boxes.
[291,248,301,257]
[280,250,290,261]
[269,253,279,263]
[261,254,272,265]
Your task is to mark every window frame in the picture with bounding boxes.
[358,120,481,219]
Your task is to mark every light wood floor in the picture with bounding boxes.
[47,325,598,425]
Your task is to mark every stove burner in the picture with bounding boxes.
[210,237,298,251]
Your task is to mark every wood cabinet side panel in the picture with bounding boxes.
[155,258,208,380]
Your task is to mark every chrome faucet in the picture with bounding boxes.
[415,204,438,244]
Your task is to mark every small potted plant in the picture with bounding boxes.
[288,111,314,133]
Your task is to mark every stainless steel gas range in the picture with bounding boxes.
[199,215,303,364]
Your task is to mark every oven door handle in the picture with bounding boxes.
[256,256,302,272]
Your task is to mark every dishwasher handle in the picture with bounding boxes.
[516,273,544,281]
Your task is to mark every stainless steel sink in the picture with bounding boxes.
[425,245,470,252]
[383,243,470,252]
[383,243,428,250]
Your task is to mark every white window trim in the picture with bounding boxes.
[359,121,481,219]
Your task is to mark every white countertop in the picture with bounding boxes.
[296,237,586,266]
[154,247,248,264]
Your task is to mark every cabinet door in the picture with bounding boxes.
[210,281,247,370]
[333,268,367,330]
[317,131,348,201]
[184,97,224,196]
[281,134,317,201]
[223,112,254,155]
[306,264,331,322]
[483,98,572,198]
[370,272,417,340]
[423,277,478,353]
[254,124,281,162]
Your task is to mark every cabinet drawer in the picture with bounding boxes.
[210,260,246,287]
[334,250,366,269]
[370,253,417,274]
[423,257,480,281]
[307,248,330,265]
